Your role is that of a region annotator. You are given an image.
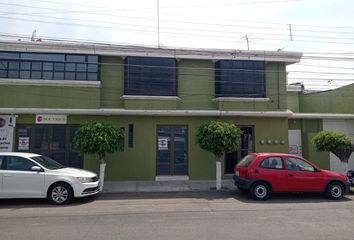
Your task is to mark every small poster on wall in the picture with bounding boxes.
[0,115,16,152]
[18,137,30,151]
[158,137,169,150]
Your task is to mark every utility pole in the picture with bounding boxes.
[157,0,160,47]
[245,35,250,50]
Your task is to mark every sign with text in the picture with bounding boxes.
[36,114,67,124]
[0,115,16,152]
[158,137,169,150]
[18,137,30,151]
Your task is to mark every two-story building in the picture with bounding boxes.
[0,41,302,182]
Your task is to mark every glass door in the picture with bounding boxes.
[15,124,83,168]
[157,125,188,176]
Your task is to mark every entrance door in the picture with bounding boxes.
[15,125,83,168]
[157,126,188,176]
[288,129,302,156]
[225,126,254,174]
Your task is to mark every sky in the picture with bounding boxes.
[1,0,354,91]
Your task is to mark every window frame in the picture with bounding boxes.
[0,51,100,81]
[215,60,266,98]
[124,56,178,96]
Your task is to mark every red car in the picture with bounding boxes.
[233,153,350,200]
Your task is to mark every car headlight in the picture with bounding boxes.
[76,177,95,183]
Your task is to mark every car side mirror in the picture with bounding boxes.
[31,166,42,172]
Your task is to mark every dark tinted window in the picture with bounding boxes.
[0,155,4,169]
[124,56,177,96]
[31,155,64,170]
[215,60,265,98]
[238,154,256,167]
[260,157,284,169]
[286,157,314,172]
[5,156,36,171]
[0,51,100,81]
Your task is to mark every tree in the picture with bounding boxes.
[196,121,242,190]
[75,122,125,191]
[312,131,353,173]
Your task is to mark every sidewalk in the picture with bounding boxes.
[103,179,237,193]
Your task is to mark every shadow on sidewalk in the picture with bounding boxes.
[98,190,353,204]
[0,190,352,208]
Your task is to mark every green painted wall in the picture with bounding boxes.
[302,133,330,170]
[301,119,322,133]
[287,92,300,112]
[123,99,178,110]
[178,59,215,110]
[218,101,268,111]
[0,85,100,108]
[300,84,354,113]
[266,63,287,111]
[100,56,124,108]
[288,119,301,129]
[65,115,289,181]
[98,57,287,111]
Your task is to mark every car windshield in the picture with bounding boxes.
[30,155,66,170]
[238,154,256,167]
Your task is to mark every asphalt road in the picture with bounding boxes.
[1,191,354,240]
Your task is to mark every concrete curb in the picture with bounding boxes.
[102,180,237,193]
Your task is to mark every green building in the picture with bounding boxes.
[287,83,354,173]
[0,41,303,183]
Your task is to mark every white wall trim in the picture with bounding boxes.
[0,108,293,117]
[0,78,101,88]
[291,113,354,120]
[0,40,302,64]
[212,97,270,102]
[121,95,181,101]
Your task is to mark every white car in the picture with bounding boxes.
[0,152,100,204]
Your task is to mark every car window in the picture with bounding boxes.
[5,156,36,171]
[30,155,65,170]
[260,157,284,169]
[238,154,256,167]
[286,157,314,172]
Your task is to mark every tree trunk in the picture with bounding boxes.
[215,155,223,190]
[333,148,352,174]
[341,161,348,174]
[99,157,106,191]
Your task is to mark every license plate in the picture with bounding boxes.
[236,171,240,176]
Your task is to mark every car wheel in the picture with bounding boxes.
[326,182,344,200]
[250,182,270,200]
[48,182,73,204]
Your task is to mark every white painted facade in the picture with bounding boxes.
[323,120,354,173]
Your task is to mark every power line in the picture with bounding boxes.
[3,15,354,48]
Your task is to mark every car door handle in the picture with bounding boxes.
[288,173,293,177]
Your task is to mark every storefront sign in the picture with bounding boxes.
[36,114,67,124]
[18,137,30,151]
[0,115,16,152]
[158,137,169,150]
